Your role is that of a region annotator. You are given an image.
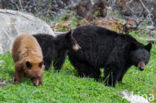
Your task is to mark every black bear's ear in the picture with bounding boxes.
[129,42,137,51]
[65,30,72,39]
[145,43,152,51]
[26,61,32,69]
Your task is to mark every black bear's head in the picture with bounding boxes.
[129,43,152,71]
[65,30,81,51]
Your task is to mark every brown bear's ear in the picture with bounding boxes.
[145,43,152,51]
[39,61,44,68]
[26,61,32,69]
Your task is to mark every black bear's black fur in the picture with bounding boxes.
[33,31,80,71]
[68,25,152,87]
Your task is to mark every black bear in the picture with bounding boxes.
[33,30,80,71]
[68,25,152,87]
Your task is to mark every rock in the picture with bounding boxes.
[0,79,5,85]
[115,0,143,16]
[0,0,80,19]
[72,0,108,21]
[145,26,155,30]
[0,9,55,54]
[115,0,156,19]
[0,0,108,21]
[121,90,149,103]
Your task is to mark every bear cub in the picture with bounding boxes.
[68,25,152,87]
[12,34,44,86]
[33,30,80,71]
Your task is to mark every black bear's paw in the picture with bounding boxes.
[118,81,125,85]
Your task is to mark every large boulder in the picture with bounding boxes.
[0,9,55,54]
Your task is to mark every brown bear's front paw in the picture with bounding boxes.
[13,77,21,84]
[32,78,42,86]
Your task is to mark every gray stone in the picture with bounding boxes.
[0,9,55,54]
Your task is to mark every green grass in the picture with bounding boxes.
[0,43,156,103]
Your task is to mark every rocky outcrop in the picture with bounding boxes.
[0,0,155,24]
[0,9,55,54]
[115,0,156,22]
[0,0,80,19]
[72,0,108,21]
[0,0,108,21]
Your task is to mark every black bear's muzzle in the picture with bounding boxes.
[73,44,81,51]
[137,61,145,71]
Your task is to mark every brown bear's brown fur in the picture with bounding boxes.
[12,34,44,86]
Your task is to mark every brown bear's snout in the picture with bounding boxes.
[31,78,40,86]
[137,61,145,71]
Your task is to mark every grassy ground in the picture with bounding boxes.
[0,40,155,103]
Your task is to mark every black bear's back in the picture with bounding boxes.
[33,34,55,58]
[69,25,119,67]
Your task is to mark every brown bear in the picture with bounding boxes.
[12,34,44,86]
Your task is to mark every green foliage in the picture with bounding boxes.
[109,10,120,17]
[129,31,136,37]
[0,40,156,103]
[93,11,99,20]
[117,19,124,25]
[52,10,87,32]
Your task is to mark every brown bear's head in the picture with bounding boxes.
[23,58,44,86]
